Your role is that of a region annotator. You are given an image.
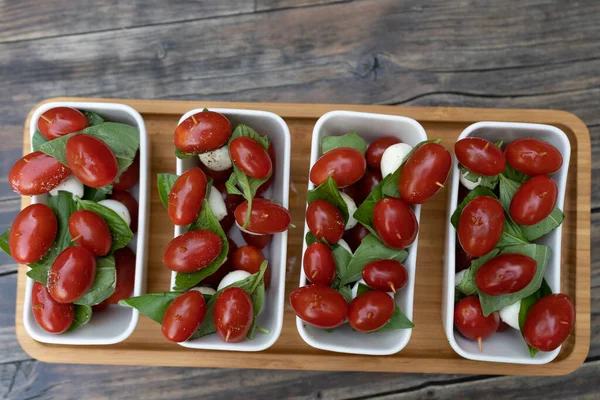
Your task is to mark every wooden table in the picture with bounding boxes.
[0,0,598,398]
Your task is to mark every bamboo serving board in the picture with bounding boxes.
[15,98,591,376]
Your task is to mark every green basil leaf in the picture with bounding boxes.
[450,186,497,229]
[118,292,183,324]
[307,177,349,223]
[305,232,319,246]
[175,147,198,159]
[321,131,367,155]
[520,208,564,241]
[455,268,478,296]
[455,290,466,304]
[74,255,116,306]
[247,260,268,339]
[76,199,133,251]
[518,279,552,357]
[32,131,48,151]
[173,200,229,290]
[0,230,9,256]
[157,173,179,209]
[225,173,244,197]
[83,185,111,202]
[498,174,521,212]
[340,234,407,286]
[376,307,414,332]
[67,305,92,332]
[356,282,372,296]
[497,218,529,248]
[458,164,499,190]
[331,243,352,282]
[83,111,105,126]
[337,285,353,304]
[503,164,530,184]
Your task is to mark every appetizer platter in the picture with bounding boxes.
[14,98,590,376]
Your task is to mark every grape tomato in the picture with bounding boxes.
[68,210,112,256]
[174,110,232,154]
[372,197,418,250]
[310,147,366,188]
[32,282,74,334]
[230,137,272,179]
[366,137,400,170]
[9,203,57,264]
[303,242,336,286]
[48,246,97,304]
[398,142,451,204]
[161,290,206,342]
[214,287,254,343]
[306,200,345,244]
[168,167,208,226]
[348,290,395,332]
[290,284,348,329]
[475,253,537,296]
[38,107,88,140]
[9,151,71,195]
[523,294,575,352]
[234,198,291,234]
[232,245,270,288]
[113,151,140,191]
[163,230,223,273]
[454,137,505,176]
[362,259,408,293]
[505,138,563,176]
[457,196,504,257]
[65,134,119,188]
[510,175,558,226]
[454,296,499,342]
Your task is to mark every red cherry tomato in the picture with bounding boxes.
[230,137,272,179]
[103,246,136,305]
[65,135,119,188]
[342,182,362,204]
[219,193,243,233]
[309,147,366,188]
[200,162,233,184]
[303,242,336,286]
[373,197,418,250]
[454,137,506,176]
[174,110,232,153]
[366,137,400,170]
[523,294,575,352]
[362,259,408,293]
[113,151,139,191]
[306,200,345,244]
[9,204,57,264]
[357,169,382,203]
[348,290,395,332]
[455,241,475,272]
[497,321,510,332]
[457,196,505,257]
[68,210,112,256]
[31,282,74,334]
[108,190,139,234]
[214,287,254,343]
[232,245,270,288]
[200,238,237,289]
[290,284,348,329]
[475,253,537,296]
[38,107,88,140]
[234,198,291,234]
[398,143,451,204]
[343,224,369,252]
[9,151,71,195]
[454,296,499,342]
[168,167,208,226]
[510,176,558,226]
[241,231,271,249]
[256,143,276,195]
[161,290,206,342]
[163,230,223,273]
[48,247,97,303]
[505,138,563,176]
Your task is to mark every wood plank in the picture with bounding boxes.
[0,274,31,364]
[256,0,348,11]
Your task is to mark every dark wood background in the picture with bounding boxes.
[1,0,598,398]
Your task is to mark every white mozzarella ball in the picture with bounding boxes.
[499,300,521,330]
[217,270,251,291]
[380,143,413,178]
[350,279,394,300]
[199,146,232,172]
[459,170,481,191]
[337,239,353,255]
[49,175,84,198]
[208,187,227,221]
[98,199,131,226]
[455,270,467,287]
[339,191,358,230]
[190,286,217,296]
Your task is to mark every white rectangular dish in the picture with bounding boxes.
[24,101,150,345]
[442,121,571,364]
[172,107,291,352]
[297,110,427,355]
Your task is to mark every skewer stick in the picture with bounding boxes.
[39,115,52,123]
[435,181,444,188]
[478,337,483,352]
[389,282,396,293]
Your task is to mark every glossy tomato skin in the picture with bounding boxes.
[510,175,558,226]
[214,287,254,343]
[68,210,111,256]
[200,162,233,184]
[66,135,119,188]
[241,231,271,249]
[366,137,400,170]
[454,296,499,340]
[161,291,206,342]
[357,169,382,203]
[9,151,71,195]
[454,137,506,176]
[102,246,136,305]
[523,294,575,351]
[38,107,88,140]
[303,242,336,286]
[373,197,418,250]
[457,196,505,257]
[505,138,563,176]
[200,238,237,289]
[48,246,97,303]
[475,253,537,296]
[232,245,270,288]
[163,230,223,273]
[362,259,408,293]
[343,224,369,252]
[168,167,208,226]
[306,200,345,244]
[31,282,74,334]
[348,290,395,332]
[290,284,348,329]
[230,137,272,179]
[109,190,139,233]
[9,204,57,264]
[398,143,451,204]
[174,110,232,153]
[256,143,276,195]
[234,198,291,234]
[310,147,366,188]
[113,151,139,191]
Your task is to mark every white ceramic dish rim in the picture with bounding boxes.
[297,110,427,355]
[23,101,149,345]
[171,107,291,351]
[442,121,571,364]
